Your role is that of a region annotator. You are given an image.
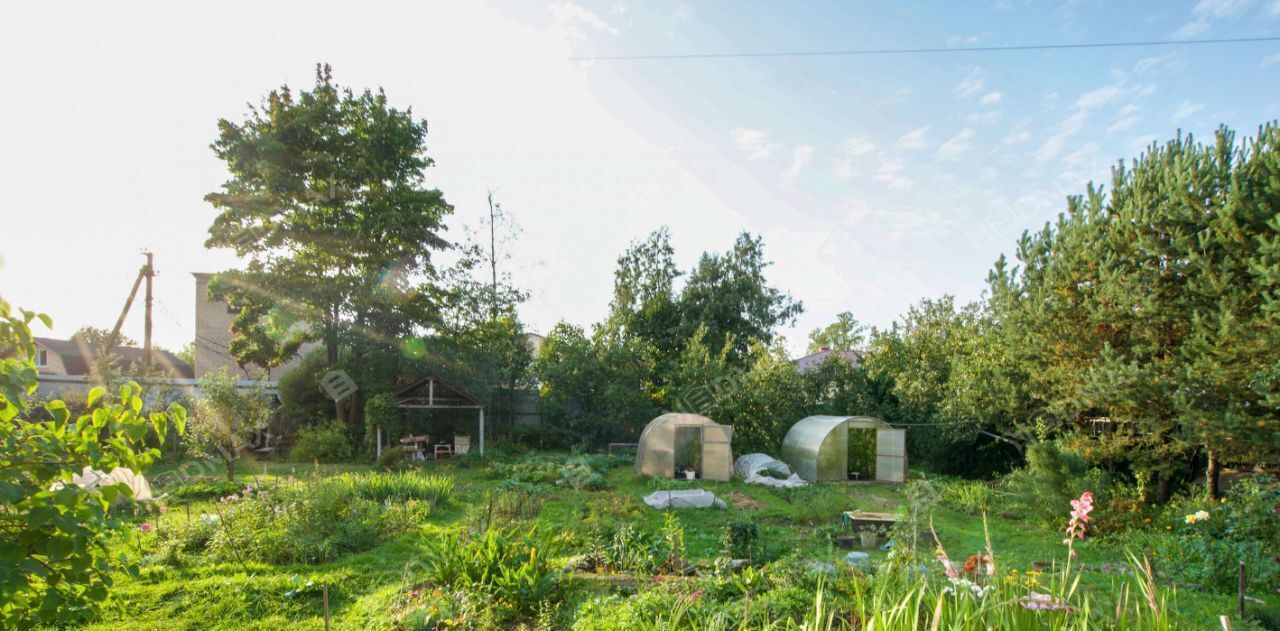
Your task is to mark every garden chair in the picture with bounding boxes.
[453,435,471,456]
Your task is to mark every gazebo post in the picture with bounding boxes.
[478,408,485,455]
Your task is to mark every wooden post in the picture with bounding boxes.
[1238,560,1246,620]
[478,408,485,456]
[323,583,330,631]
[376,426,383,459]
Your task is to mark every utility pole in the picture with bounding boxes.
[487,190,499,320]
[104,252,155,363]
[142,251,155,368]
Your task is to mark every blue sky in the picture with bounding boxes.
[2,1,1279,354]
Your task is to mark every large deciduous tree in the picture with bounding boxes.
[204,64,452,423]
[807,311,867,353]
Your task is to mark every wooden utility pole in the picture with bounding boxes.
[104,252,155,359]
[487,190,499,320]
[142,251,155,368]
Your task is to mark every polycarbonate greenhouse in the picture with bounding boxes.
[634,413,735,481]
[780,415,906,483]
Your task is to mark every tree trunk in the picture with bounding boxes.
[1206,448,1221,500]
[1155,472,1172,504]
[226,455,235,482]
[326,323,345,421]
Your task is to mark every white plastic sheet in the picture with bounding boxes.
[642,489,726,509]
[67,467,154,501]
[734,453,808,488]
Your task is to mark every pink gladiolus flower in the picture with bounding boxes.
[139,523,152,533]
[1064,491,1094,544]
[689,589,703,601]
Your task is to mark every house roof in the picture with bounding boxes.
[35,337,194,379]
[792,348,864,374]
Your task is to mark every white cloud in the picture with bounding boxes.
[1172,101,1205,122]
[831,137,875,180]
[843,136,876,156]
[1034,110,1086,163]
[1174,0,1256,37]
[731,127,781,160]
[549,1,619,39]
[1107,116,1142,133]
[1076,84,1123,109]
[952,68,986,98]
[781,144,814,181]
[896,126,930,151]
[946,34,982,46]
[1262,52,1280,67]
[844,199,950,240]
[967,110,1003,125]
[1003,129,1031,145]
[1118,103,1141,116]
[979,91,1003,105]
[1133,53,1184,76]
[871,158,912,189]
[1132,134,1159,153]
[935,128,975,161]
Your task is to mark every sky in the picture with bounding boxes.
[2,0,1279,356]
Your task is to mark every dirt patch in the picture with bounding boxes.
[723,492,766,510]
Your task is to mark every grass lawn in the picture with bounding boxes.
[79,455,1267,630]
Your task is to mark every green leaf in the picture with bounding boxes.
[87,386,106,407]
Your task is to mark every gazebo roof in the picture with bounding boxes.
[394,372,482,408]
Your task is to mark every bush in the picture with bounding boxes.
[202,473,449,565]
[424,529,566,620]
[289,420,356,463]
[1131,476,1280,594]
[377,445,405,469]
[999,441,1106,525]
[320,471,453,505]
[491,453,619,491]
[364,393,403,458]
[940,479,993,515]
[164,478,245,502]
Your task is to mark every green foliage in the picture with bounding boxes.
[721,518,760,560]
[423,528,566,620]
[320,471,453,504]
[1000,442,1105,525]
[0,296,185,630]
[186,368,270,480]
[1132,476,1280,594]
[204,474,447,566]
[986,124,1280,497]
[376,445,405,469]
[289,419,357,463]
[807,311,867,353]
[274,349,331,432]
[204,63,453,426]
[939,479,994,516]
[363,393,402,458]
[491,453,618,491]
[163,478,243,502]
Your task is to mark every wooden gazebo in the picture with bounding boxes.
[390,373,486,456]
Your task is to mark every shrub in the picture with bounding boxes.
[940,479,993,515]
[1131,476,1280,594]
[491,454,617,491]
[999,441,1106,525]
[364,393,403,458]
[289,420,356,463]
[320,471,453,505]
[721,519,759,560]
[424,528,566,620]
[377,445,405,469]
[164,478,244,502]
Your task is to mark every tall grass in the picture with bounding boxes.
[319,471,454,505]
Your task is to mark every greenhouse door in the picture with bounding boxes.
[874,428,906,483]
[701,424,733,481]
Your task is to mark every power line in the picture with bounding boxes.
[568,35,1280,62]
